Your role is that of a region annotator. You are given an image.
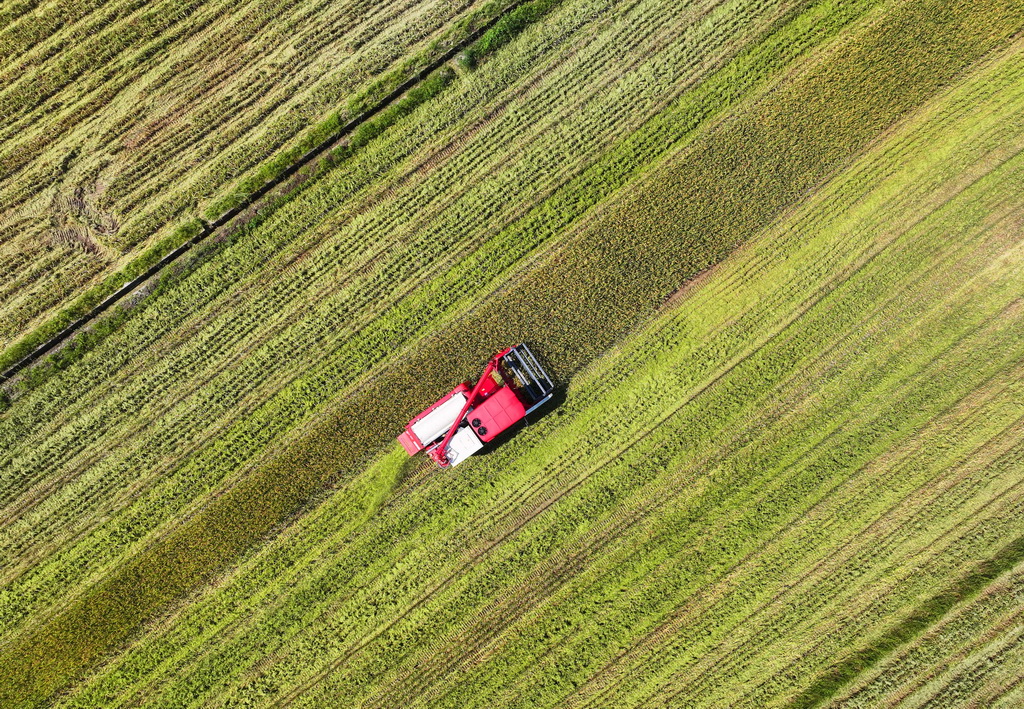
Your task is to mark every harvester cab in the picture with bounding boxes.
[397,343,555,467]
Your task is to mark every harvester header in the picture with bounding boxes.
[398,343,555,467]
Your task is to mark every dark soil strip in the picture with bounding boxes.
[0,0,526,385]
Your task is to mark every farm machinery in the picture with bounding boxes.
[397,344,555,467]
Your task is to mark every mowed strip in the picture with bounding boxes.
[1,0,1021,705]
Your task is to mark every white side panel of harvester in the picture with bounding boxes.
[446,425,485,466]
[411,392,468,444]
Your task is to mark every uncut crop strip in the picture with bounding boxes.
[0,0,802,649]
[4,0,1019,700]
[0,0,851,520]
[56,13,1024,704]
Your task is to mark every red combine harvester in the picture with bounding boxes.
[398,343,555,467]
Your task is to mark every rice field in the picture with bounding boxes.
[1,0,1022,705]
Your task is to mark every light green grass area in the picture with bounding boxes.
[1,0,1022,705]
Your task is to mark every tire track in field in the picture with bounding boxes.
[653,428,1024,709]
[984,659,1024,707]
[558,389,1024,708]
[841,562,1024,705]
[855,601,1024,707]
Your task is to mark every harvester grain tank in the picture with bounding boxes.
[397,343,555,467]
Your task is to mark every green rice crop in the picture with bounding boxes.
[2,0,1022,705]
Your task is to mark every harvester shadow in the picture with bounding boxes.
[477,386,567,458]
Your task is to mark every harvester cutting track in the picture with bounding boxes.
[398,344,555,467]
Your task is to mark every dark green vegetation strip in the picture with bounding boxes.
[0,0,549,382]
[1,0,1021,705]
[790,533,1024,708]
